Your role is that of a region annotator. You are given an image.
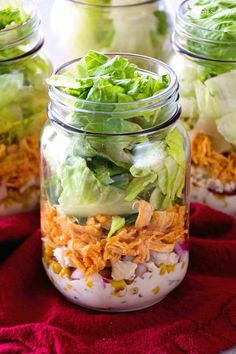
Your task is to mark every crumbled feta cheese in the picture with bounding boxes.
[192,166,236,194]
[71,268,85,280]
[151,251,179,265]
[112,261,137,281]
[53,247,75,268]
[145,261,158,272]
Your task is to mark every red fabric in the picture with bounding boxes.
[0,203,236,354]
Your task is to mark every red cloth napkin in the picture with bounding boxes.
[0,203,236,354]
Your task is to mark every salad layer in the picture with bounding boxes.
[173,0,236,215]
[180,0,236,61]
[0,134,40,214]
[51,0,171,63]
[191,134,236,216]
[0,1,51,217]
[0,0,29,31]
[42,200,188,310]
[0,0,35,61]
[42,51,189,309]
[0,34,51,217]
[44,248,188,311]
[192,134,236,190]
[42,200,187,275]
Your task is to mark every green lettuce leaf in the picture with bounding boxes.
[125,173,157,201]
[51,0,170,61]
[165,127,185,168]
[0,1,29,31]
[185,0,236,61]
[48,50,169,105]
[216,112,236,147]
[0,54,50,144]
[58,157,138,217]
[107,216,125,238]
[47,51,169,134]
[44,51,185,219]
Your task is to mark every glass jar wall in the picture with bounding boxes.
[41,53,190,312]
[171,0,236,216]
[50,0,172,66]
[0,0,52,217]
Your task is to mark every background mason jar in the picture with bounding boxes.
[41,53,190,312]
[38,0,181,67]
[171,0,236,216]
[0,0,52,217]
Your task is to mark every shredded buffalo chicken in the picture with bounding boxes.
[41,201,187,276]
[192,133,236,184]
[0,134,39,189]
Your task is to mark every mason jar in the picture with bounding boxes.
[41,53,190,312]
[0,0,52,217]
[50,0,172,66]
[171,0,236,217]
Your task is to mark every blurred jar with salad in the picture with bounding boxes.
[0,0,52,217]
[41,51,190,312]
[50,0,172,66]
[171,0,236,216]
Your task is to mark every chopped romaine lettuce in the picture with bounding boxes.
[48,51,169,105]
[0,1,29,31]
[107,216,125,238]
[58,157,137,217]
[125,173,157,202]
[166,127,186,169]
[184,0,236,61]
[51,0,170,61]
[175,0,236,153]
[179,63,236,150]
[0,54,51,144]
[216,113,236,147]
[0,7,21,30]
[44,51,186,218]
[48,51,170,135]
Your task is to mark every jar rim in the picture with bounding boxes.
[51,52,178,110]
[174,0,236,62]
[172,33,236,64]
[67,0,159,9]
[0,8,36,34]
[49,106,181,137]
[49,53,180,136]
[0,1,42,61]
[0,0,38,35]
[0,37,44,63]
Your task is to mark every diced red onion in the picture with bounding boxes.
[174,241,189,257]
[102,278,110,288]
[136,264,148,279]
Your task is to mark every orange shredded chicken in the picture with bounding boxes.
[135,200,154,229]
[41,201,187,276]
[0,134,40,189]
[192,133,236,184]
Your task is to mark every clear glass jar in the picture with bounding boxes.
[41,54,190,312]
[171,0,236,216]
[50,0,172,66]
[0,0,52,217]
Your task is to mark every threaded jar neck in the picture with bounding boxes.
[173,0,236,62]
[0,0,43,61]
[48,53,180,136]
